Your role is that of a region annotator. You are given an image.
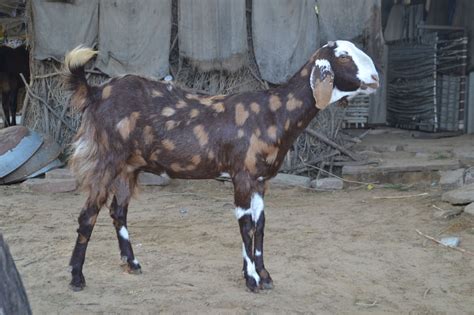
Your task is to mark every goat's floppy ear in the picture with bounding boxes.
[310,60,334,110]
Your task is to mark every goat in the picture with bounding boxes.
[0,46,29,127]
[64,40,379,292]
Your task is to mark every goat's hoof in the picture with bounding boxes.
[127,263,142,275]
[260,278,274,290]
[245,278,260,293]
[258,269,273,290]
[69,278,86,291]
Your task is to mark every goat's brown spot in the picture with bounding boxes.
[212,102,225,113]
[250,102,260,113]
[269,95,282,112]
[152,89,163,98]
[176,100,187,108]
[200,98,213,106]
[165,120,177,130]
[238,129,245,138]
[162,107,176,117]
[186,164,197,171]
[130,151,147,166]
[162,139,175,151]
[149,150,160,162]
[186,93,201,101]
[190,109,200,118]
[255,128,261,137]
[191,155,201,165]
[89,214,98,226]
[193,125,209,146]
[102,85,112,99]
[143,126,154,145]
[285,119,290,131]
[78,234,88,244]
[208,150,215,160]
[99,130,110,152]
[286,93,303,111]
[170,163,184,172]
[71,85,87,110]
[297,121,303,128]
[244,134,279,174]
[300,68,309,77]
[267,125,277,140]
[116,112,140,140]
[235,103,249,126]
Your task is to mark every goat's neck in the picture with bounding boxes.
[272,62,319,148]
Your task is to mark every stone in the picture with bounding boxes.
[463,168,474,185]
[441,183,474,205]
[21,178,77,193]
[438,168,465,190]
[433,206,463,220]
[270,173,311,187]
[464,203,474,215]
[45,168,74,180]
[310,177,343,190]
[138,172,171,186]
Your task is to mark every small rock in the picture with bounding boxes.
[179,208,188,215]
[463,168,474,185]
[439,237,460,247]
[310,177,343,190]
[442,183,474,205]
[138,172,170,186]
[433,206,463,219]
[439,168,465,190]
[270,173,311,187]
[21,178,77,193]
[464,203,474,216]
[45,168,74,180]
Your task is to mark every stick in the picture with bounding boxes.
[415,229,474,256]
[304,128,360,161]
[372,193,428,199]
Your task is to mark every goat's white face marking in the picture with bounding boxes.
[132,258,139,266]
[242,243,260,285]
[119,226,129,240]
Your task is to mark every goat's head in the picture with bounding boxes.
[310,40,379,110]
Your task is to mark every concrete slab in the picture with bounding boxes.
[21,178,77,193]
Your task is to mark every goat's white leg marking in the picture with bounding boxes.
[235,207,252,219]
[242,243,260,285]
[132,258,139,265]
[255,249,262,257]
[119,226,129,240]
[250,193,264,223]
[235,193,263,223]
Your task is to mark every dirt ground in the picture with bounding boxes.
[1,179,474,314]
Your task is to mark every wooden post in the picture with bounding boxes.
[0,234,32,315]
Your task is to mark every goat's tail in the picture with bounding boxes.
[63,46,98,111]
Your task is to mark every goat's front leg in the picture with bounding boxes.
[233,174,272,292]
[110,196,141,274]
[69,203,100,291]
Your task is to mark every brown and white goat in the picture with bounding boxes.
[64,40,379,292]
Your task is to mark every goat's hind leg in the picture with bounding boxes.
[69,201,101,291]
[109,173,141,274]
[110,195,141,274]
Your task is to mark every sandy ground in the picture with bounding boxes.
[1,179,474,314]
